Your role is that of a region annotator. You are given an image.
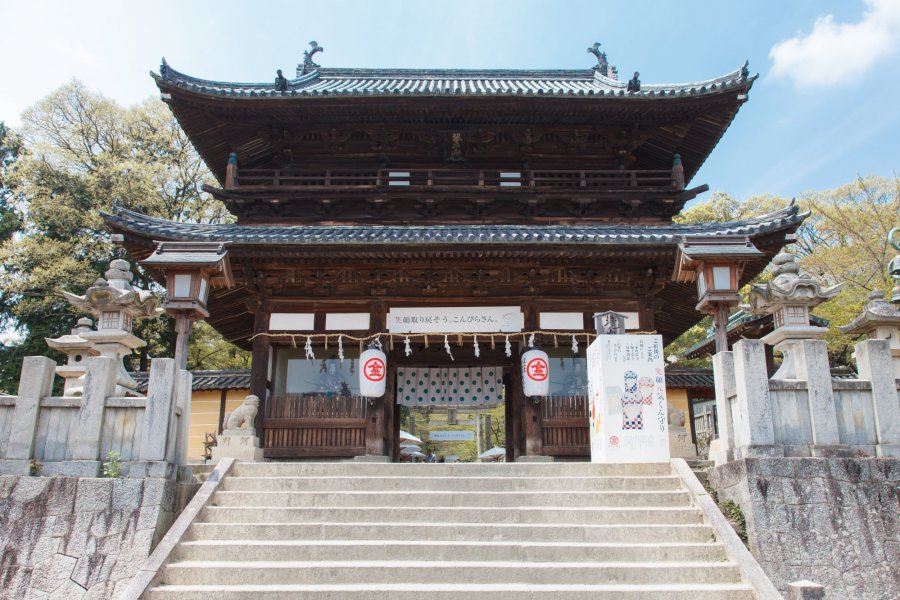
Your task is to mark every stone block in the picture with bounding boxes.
[139,359,176,463]
[211,434,264,461]
[41,478,77,516]
[42,460,101,478]
[787,580,825,600]
[12,477,51,503]
[6,357,56,461]
[125,460,175,480]
[0,475,19,498]
[111,478,144,511]
[72,357,117,461]
[0,460,32,476]
[29,554,77,593]
[74,479,112,513]
[47,580,87,600]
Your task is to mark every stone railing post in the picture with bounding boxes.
[854,339,900,457]
[134,358,177,478]
[791,340,842,454]
[0,356,56,473]
[787,580,825,600]
[172,369,193,467]
[711,350,735,466]
[732,339,777,458]
[68,356,117,476]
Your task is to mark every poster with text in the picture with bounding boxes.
[587,334,670,463]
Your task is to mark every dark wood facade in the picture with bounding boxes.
[107,50,802,460]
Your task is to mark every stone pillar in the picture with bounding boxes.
[0,356,56,474]
[787,580,825,600]
[731,339,778,458]
[855,339,900,457]
[173,369,193,467]
[66,357,117,476]
[791,340,843,454]
[711,351,735,466]
[134,358,177,478]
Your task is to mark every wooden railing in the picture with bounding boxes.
[541,395,590,456]
[263,394,367,458]
[693,405,718,440]
[231,168,675,191]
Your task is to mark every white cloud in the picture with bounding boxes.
[769,0,900,88]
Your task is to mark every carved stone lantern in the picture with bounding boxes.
[61,260,163,396]
[673,235,763,352]
[743,252,842,378]
[45,317,99,395]
[140,241,233,369]
[840,291,900,379]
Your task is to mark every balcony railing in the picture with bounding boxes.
[227,168,678,192]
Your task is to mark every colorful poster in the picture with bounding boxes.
[587,335,670,463]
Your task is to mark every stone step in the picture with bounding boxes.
[157,560,742,586]
[209,489,692,508]
[219,475,683,492]
[186,521,716,544]
[173,540,729,564]
[228,462,673,478]
[146,582,756,600]
[200,505,704,526]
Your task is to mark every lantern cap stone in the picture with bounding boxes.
[743,252,843,316]
[839,288,900,335]
[61,261,163,320]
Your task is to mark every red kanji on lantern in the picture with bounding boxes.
[364,357,385,381]
[526,357,548,381]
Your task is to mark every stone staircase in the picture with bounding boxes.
[143,462,757,599]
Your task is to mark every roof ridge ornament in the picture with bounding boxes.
[587,42,613,77]
[160,57,169,78]
[298,41,324,76]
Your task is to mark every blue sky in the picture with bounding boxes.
[2,0,899,202]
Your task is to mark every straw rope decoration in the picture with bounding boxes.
[248,329,657,359]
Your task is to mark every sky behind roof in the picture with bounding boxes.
[3,0,899,203]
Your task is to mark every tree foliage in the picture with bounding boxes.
[666,176,899,367]
[0,80,239,393]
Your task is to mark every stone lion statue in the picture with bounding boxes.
[223,395,260,436]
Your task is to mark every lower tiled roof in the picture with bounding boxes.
[104,204,805,246]
[132,369,251,393]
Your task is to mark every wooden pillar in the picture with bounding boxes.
[522,303,543,456]
[365,303,387,456]
[249,298,270,436]
[217,389,227,434]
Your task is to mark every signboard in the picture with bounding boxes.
[429,430,475,441]
[587,335,670,463]
[388,306,523,333]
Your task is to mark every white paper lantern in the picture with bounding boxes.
[359,348,387,397]
[521,348,550,397]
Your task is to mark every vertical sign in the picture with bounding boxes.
[587,334,670,463]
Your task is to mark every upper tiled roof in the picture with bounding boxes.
[154,61,754,100]
[104,204,805,247]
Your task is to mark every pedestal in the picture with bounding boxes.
[212,431,265,461]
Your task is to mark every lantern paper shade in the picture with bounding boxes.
[359,348,387,397]
[521,348,550,397]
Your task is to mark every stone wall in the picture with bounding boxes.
[708,457,900,599]
[0,475,198,599]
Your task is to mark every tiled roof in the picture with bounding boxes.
[132,369,250,393]
[104,204,805,247]
[665,368,715,389]
[154,61,754,100]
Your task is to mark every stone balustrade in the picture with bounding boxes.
[712,338,900,464]
[0,355,191,479]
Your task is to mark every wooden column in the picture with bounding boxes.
[365,303,387,456]
[522,303,543,456]
[249,298,270,435]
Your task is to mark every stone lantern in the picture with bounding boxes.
[743,252,842,378]
[840,291,900,379]
[674,235,763,352]
[61,260,163,395]
[45,317,99,395]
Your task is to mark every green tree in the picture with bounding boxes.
[0,122,23,243]
[667,177,899,367]
[0,80,237,392]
